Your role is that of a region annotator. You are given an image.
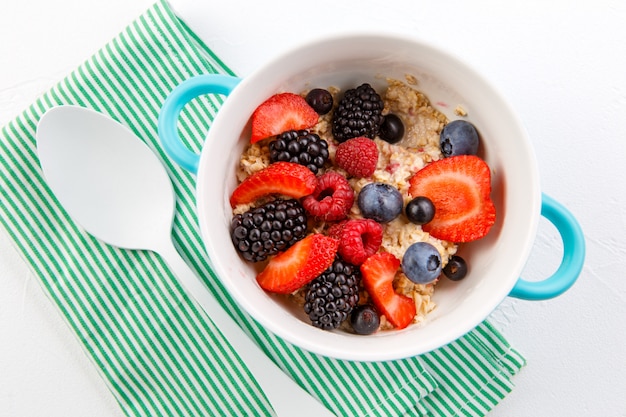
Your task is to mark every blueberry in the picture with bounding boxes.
[401,242,442,284]
[405,196,435,225]
[440,120,479,157]
[443,255,468,281]
[357,182,403,223]
[379,114,404,144]
[305,88,333,115]
[350,304,380,335]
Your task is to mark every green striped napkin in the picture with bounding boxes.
[0,1,525,416]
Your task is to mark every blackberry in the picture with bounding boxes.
[269,130,329,174]
[303,258,361,330]
[230,199,307,262]
[332,83,384,143]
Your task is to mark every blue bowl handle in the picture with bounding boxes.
[158,74,242,174]
[509,193,585,300]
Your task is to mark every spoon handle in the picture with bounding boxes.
[156,238,335,417]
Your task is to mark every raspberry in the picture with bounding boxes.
[331,218,383,266]
[335,137,378,178]
[327,220,348,240]
[301,172,355,221]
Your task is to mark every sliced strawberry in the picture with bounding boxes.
[230,162,317,207]
[257,234,339,294]
[360,252,416,329]
[250,93,319,143]
[408,155,496,242]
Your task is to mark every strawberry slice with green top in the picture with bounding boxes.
[251,92,319,143]
[360,252,416,329]
[408,155,496,242]
[230,161,317,207]
[257,234,339,294]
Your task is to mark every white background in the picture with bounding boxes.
[1,0,626,416]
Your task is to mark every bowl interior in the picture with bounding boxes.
[196,33,541,361]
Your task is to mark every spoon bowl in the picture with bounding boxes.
[36,106,174,251]
[35,105,334,417]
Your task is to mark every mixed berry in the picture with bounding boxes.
[230,198,307,262]
[304,258,361,330]
[269,130,329,174]
[229,81,496,334]
[439,119,479,157]
[357,182,404,223]
[405,196,436,225]
[332,83,384,142]
[379,113,405,144]
[301,172,354,221]
[305,88,334,115]
[350,304,380,335]
[335,137,378,178]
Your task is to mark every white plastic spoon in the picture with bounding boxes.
[35,105,334,417]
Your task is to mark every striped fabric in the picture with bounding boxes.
[0,1,525,416]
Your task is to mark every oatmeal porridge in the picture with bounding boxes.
[229,77,495,334]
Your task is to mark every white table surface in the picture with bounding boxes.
[1,0,625,415]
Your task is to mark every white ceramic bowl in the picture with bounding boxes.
[158,33,585,361]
